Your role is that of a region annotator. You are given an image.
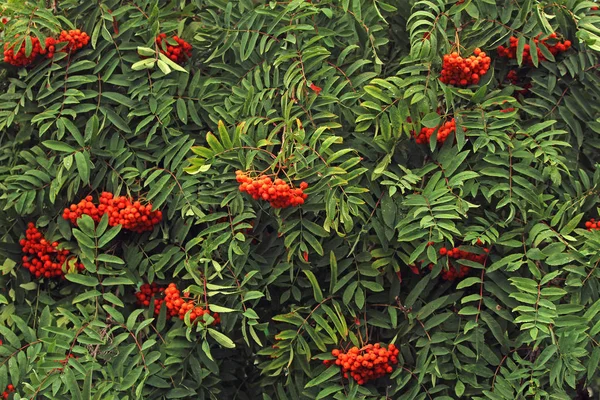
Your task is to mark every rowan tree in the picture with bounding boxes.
[1,0,600,399]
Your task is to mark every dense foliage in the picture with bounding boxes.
[1,0,600,398]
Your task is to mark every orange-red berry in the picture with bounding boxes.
[155,33,192,65]
[497,34,570,65]
[236,172,308,208]
[20,223,83,279]
[440,50,491,87]
[323,343,399,385]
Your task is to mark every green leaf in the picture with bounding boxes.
[98,225,122,248]
[65,274,99,287]
[158,52,188,72]
[157,59,172,75]
[243,291,265,301]
[176,98,188,123]
[421,112,441,128]
[102,277,135,285]
[208,328,235,348]
[303,270,324,302]
[97,254,125,264]
[131,58,156,70]
[456,277,481,289]
[101,92,136,108]
[75,151,90,184]
[73,290,102,303]
[588,347,600,381]
[455,380,465,397]
[305,366,340,388]
[209,305,238,313]
[43,140,77,153]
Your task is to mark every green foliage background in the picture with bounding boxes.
[1,0,600,398]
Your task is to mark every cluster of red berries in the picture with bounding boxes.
[3,29,88,67]
[433,243,489,281]
[63,195,100,223]
[323,343,399,385]
[20,223,83,279]
[413,118,464,145]
[236,171,308,208]
[57,29,90,53]
[135,283,166,316]
[62,192,162,233]
[163,283,221,325]
[585,219,600,231]
[3,36,55,66]
[440,48,491,87]
[497,33,571,65]
[156,33,192,64]
[1,385,15,400]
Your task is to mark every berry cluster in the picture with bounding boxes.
[3,36,55,66]
[163,283,221,325]
[323,344,399,385]
[585,219,600,231]
[20,223,83,279]
[497,33,571,65]
[135,283,166,316]
[1,385,14,400]
[413,118,464,145]
[156,33,192,64]
[440,48,491,87]
[63,192,162,233]
[236,171,308,208]
[434,244,489,281]
[62,195,100,223]
[57,29,90,53]
[3,29,88,67]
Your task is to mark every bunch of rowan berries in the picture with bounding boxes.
[2,36,56,66]
[62,195,100,223]
[19,223,83,279]
[1,385,15,400]
[440,48,491,87]
[163,283,221,325]
[135,283,166,316]
[156,33,192,64]
[57,29,89,52]
[97,192,162,233]
[323,343,399,385]
[63,192,162,233]
[413,118,465,145]
[3,29,88,67]
[497,33,571,65]
[433,242,489,281]
[585,219,600,231]
[236,171,308,208]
